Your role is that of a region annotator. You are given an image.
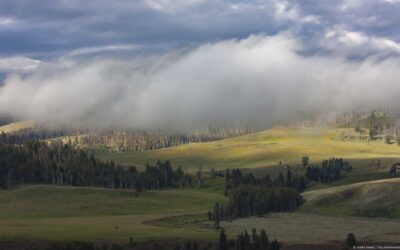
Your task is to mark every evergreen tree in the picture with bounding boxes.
[346,233,357,248]
[270,239,281,250]
[219,229,228,250]
[213,203,221,228]
[302,156,309,168]
[259,229,269,250]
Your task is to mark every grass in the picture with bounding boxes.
[145,214,208,228]
[221,212,400,244]
[97,127,400,171]
[301,178,400,218]
[0,185,226,241]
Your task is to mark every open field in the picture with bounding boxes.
[221,212,400,244]
[0,185,226,241]
[301,178,400,218]
[0,172,399,244]
[97,127,400,171]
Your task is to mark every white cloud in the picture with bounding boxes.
[275,1,299,21]
[323,28,400,55]
[230,4,239,10]
[274,1,319,24]
[144,0,206,12]
[338,31,368,46]
[1,34,400,130]
[302,15,320,24]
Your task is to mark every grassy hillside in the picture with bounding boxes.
[0,121,34,133]
[0,185,226,241]
[301,178,400,218]
[98,127,400,171]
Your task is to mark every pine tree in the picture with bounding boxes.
[219,229,228,250]
[213,203,221,228]
[259,229,269,250]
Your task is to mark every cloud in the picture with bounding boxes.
[1,34,399,130]
[0,56,41,73]
[319,28,400,58]
[67,44,139,57]
[0,17,14,25]
[144,0,206,12]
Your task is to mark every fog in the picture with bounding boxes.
[1,33,399,131]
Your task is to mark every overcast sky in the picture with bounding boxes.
[1,0,400,129]
[2,0,400,65]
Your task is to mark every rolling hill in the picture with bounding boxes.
[301,178,400,218]
[98,127,400,171]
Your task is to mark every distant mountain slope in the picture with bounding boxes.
[0,120,35,133]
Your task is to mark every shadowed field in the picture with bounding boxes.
[0,185,226,241]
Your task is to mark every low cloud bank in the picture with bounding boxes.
[0,33,399,131]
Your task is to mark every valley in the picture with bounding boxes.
[0,123,399,249]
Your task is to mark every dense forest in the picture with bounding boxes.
[209,168,305,223]
[0,138,193,190]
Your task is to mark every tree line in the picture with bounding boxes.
[70,126,255,152]
[0,125,254,152]
[218,228,281,250]
[209,157,353,224]
[0,139,193,191]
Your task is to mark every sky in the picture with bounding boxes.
[0,0,400,130]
